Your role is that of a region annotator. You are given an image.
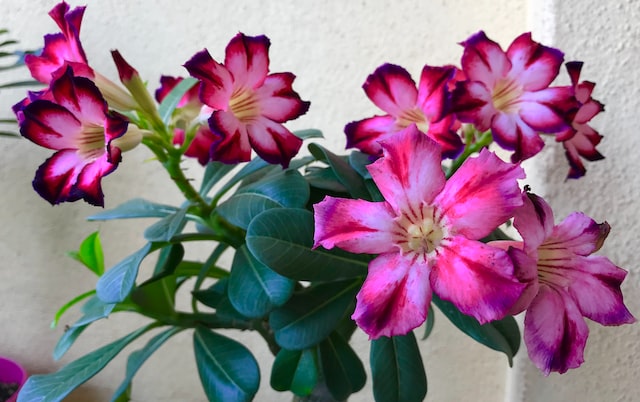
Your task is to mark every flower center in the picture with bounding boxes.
[491,77,523,114]
[396,108,430,133]
[77,124,106,160]
[229,89,261,123]
[534,244,571,287]
[396,205,444,255]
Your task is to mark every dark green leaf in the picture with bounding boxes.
[143,207,187,242]
[305,167,349,193]
[432,295,520,366]
[88,198,178,221]
[158,76,198,124]
[193,327,260,402]
[131,276,177,316]
[96,243,153,303]
[200,161,237,196]
[269,280,360,350]
[152,243,185,278]
[370,333,427,402]
[270,348,317,396]
[111,327,182,402]
[308,143,370,199]
[318,332,366,401]
[66,231,104,276]
[422,304,435,340]
[348,151,373,180]
[293,129,323,139]
[246,208,369,281]
[18,325,152,402]
[228,245,294,318]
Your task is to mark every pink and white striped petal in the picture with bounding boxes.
[363,64,419,116]
[352,253,431,339]
[513,193,555,254]
[549,212,610,256]
[344,115,397,155]
[246,117,302,168]
[208,110,250,164]
[417,65,454,121]
[506,33,564,91]
[460,31,511,87]
[33,149,89,205]
[51,72,107,125]
[224,33,270,90]
[257,72,310,122]
[74,151,120,206]
[20,101,82,150]
[184,49,234,110]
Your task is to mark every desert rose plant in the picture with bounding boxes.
[3,2,635,402]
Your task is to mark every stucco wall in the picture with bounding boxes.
[2,1,637,401]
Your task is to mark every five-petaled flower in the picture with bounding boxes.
[19,67,130,206]
[497,192,635,374]
[314,125,526,338]
[452,31,575,162]
[184,33,310,168]
[345,63,463,158]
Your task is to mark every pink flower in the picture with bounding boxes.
[555,62,605,179]
[452,31,575,162]
[19,67,129,206]
[184,33,310,168]
[345,63,463,158]
[313,125,525,338]
[505,193,635,374]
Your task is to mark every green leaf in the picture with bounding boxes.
[51,290,96,329]
[217,170,309,229]
[66,231,104,276]
[293,129,323,140]
[143,207,187,242]
[131,275,177,317]
[305,166,349,193]
[270,348,317,396]
[18,325,153,402]
[269,280,360,350]
[246,208,369,281]
[152,243,185,278]
[318,332,366,401]
[348,151,373,180]
[111,327,183,402]
[200,161,237,196]
[370,333,427,402]
[157,76,198,124]
[228,245,294,318]
[88,198,178,221]
[96,243,153,303]
[53,323,88,361]
[75,296,116,327]
[308,143,370,199]
[432,295,520,366]
[193,327,260,402]
[422,304,435,340]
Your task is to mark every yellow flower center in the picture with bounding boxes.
[77,124,106,160]
[396,205,445,256]
[396,108,430,133]
[492,77,523,114]
[229,88,261,123]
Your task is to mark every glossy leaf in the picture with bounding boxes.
[96,243,153,303]
[87,198,178,221]
[111,327,183,402]
[152,243,185,278]
[308,143,370,199]
[131,276,177,316]
[433,295,520,366]
[144,208,188,242]
[193,327,260,402]
[305,166,349,193]
[158,76,198,124]
[228,245,294,318]
[53,323,88,361]
[318,332,366,401]
[422,304,435,340]
[293,129,323,140]
[18,325,152,402]
[270,348,317,396]
[74,295,116,327]
[370,333,427,402]
[51,290,96,329]
[66,231,104,276]
[269,280,360,350]
[246,208,369,281]
[348,150,373,180]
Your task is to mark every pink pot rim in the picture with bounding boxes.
[0,356,27,402]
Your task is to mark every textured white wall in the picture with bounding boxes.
[8,1,635,402]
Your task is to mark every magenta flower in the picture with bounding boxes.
[345,63,463,158]
[452,31,575,162]
[184,33,310,168]
[505,193,635,374]
[19,67,129,206]
[555,62,605,179]
[314,125,525,338]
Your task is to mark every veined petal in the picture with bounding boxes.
[417,65,454,120]
[367,125,446,212]
[363,64,419,116]
[460,31,511,87]
[549,212,610,256]
[51,69,107,125]
[431,236,523,323]
[32,149,87,205]
[224,33,270,89]
[524,285,588,375]
[491,113,545,162]
[20,100,82,150]
[450,80,494,130]
[506,32,564,91]
[427,116,464,159]
[257,72,310,122]
[74,151,120,207]
[313,196,397,254]
[352,253,431,339]
[519,86,574,132]
[506,246,540,314]
[208,110,250,164]
[435,148,524,239]
[513,193,555,253]
[246,117,302,168]
[184,49,234,110]
[344,115,397,155]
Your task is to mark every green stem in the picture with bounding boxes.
[446,128,493,178]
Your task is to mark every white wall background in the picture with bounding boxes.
[0,1,637,401]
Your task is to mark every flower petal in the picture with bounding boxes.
[224,33,270,90]
[313,196,397,255]
[363,64,418,116]
[74,151,120,206]
[450,80,494,131]
[184,49,234,110]
[506,33,564,91]
[208,110,250,164]
[460,31,511,87]
[513,192,555,253]
[256,72,310,122]
[427,115,464,159]
[367,125,446,212]
[491,113,545,162]
[32,149,87,205]
[549,212,610,256]
[344,115,397,155]
[352,253,431,339]
[417,65,454,121]
[524,285,589,375]
[435,148,524,239]
[431,235,523,323]
[246,117,302,168]
[519,87,574,132]
[20,100,82,150]
[51,69,108,125]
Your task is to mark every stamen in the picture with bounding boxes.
[492,78,523,113]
